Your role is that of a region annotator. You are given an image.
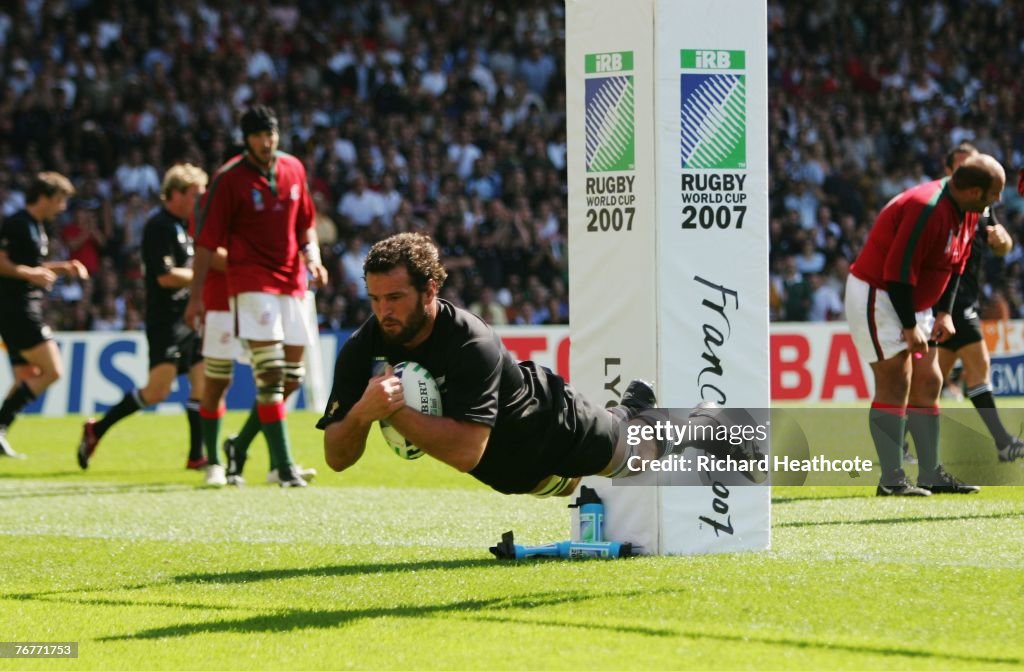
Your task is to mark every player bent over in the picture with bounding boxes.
[846,153,1005,496]
[318,233,763,496]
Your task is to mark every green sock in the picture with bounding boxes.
[907,407,940,478]
[257,402,294,474]
[186,399,203,463]
[200,411,222,465]
[235,403,262,448]
[869,406,905,478]
[234,403,266,466]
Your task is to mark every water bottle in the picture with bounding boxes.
[570,486,604,543]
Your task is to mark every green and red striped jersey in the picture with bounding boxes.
[852,178,978,311]
[195,151,314,298]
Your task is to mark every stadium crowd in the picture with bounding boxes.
[0,0,1022,333]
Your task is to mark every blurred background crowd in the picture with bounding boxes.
[0,0,1022,333]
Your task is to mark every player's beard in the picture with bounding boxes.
[250,147,274,169]
[381,300,428,346]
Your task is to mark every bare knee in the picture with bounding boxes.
[871,353,912,405]
[17,350,62,391]
[36,367,61,388]
[141,382,172,405]
[961,346,992,388]
[140,364,178,405]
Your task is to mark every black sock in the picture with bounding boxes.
[0,381,37,428]
[186,398,203,461]
[95,390,145,439]
[966,384,1012,446]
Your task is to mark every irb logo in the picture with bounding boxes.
[584,51,635,172]
[584,76,635,172]
[681,49,746,71]
[585,51,633,74]
[696,50,730,69]
[680,49,747,169]
[596,53,622,72]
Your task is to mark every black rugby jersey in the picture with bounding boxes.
[0,209,49,306]
[319,299,593,492]
[141,207,193,324]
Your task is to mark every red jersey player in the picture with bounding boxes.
[845,153,1006,496]
[186,106,328,487]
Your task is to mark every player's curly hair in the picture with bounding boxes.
[364,233,448,291]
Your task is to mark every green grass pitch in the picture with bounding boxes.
[0,409,1021,670]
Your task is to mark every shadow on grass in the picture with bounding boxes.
[473,615,1023,666]
[777,510,1022,528]
[0,470,86,479]
[0,481,194,499]
[771,495,869,505]
[96,587,1024,666]
[3,593,239,611]
[0,467,188,477]
[98,589,659,641]
[170,557,501,585]
[5,557,518,604]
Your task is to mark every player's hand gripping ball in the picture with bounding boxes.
[378,362,443,460]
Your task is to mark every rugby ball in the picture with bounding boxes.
[378,361,443,460]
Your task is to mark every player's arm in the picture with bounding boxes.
[300,226,329,287]
[392,335,503,472]
[322,367,406,472]
[0,250,56,288]
[386,409,490,473]
[143,224,195,290]
[209,246,228,271]
[323,367,490,473]
[186,187,227,328]
[883,202,944,352]
[929,272,961,343]
[986,224,1013,256]
[157,267,193,289]
[184,246,211,329]
[984,211,1013,256]
[297,186,328,287]
[322,421,369,473]
[41,259,89,279]
[887,281,929,353]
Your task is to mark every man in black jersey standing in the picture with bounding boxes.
[933,143,1023,463]
[318,233,761,496]
[77,164,209,470]
[0,172,85,458]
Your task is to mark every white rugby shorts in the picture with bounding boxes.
[845,275,935,363]
[232,292,313,346]
[201,310,245,361]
